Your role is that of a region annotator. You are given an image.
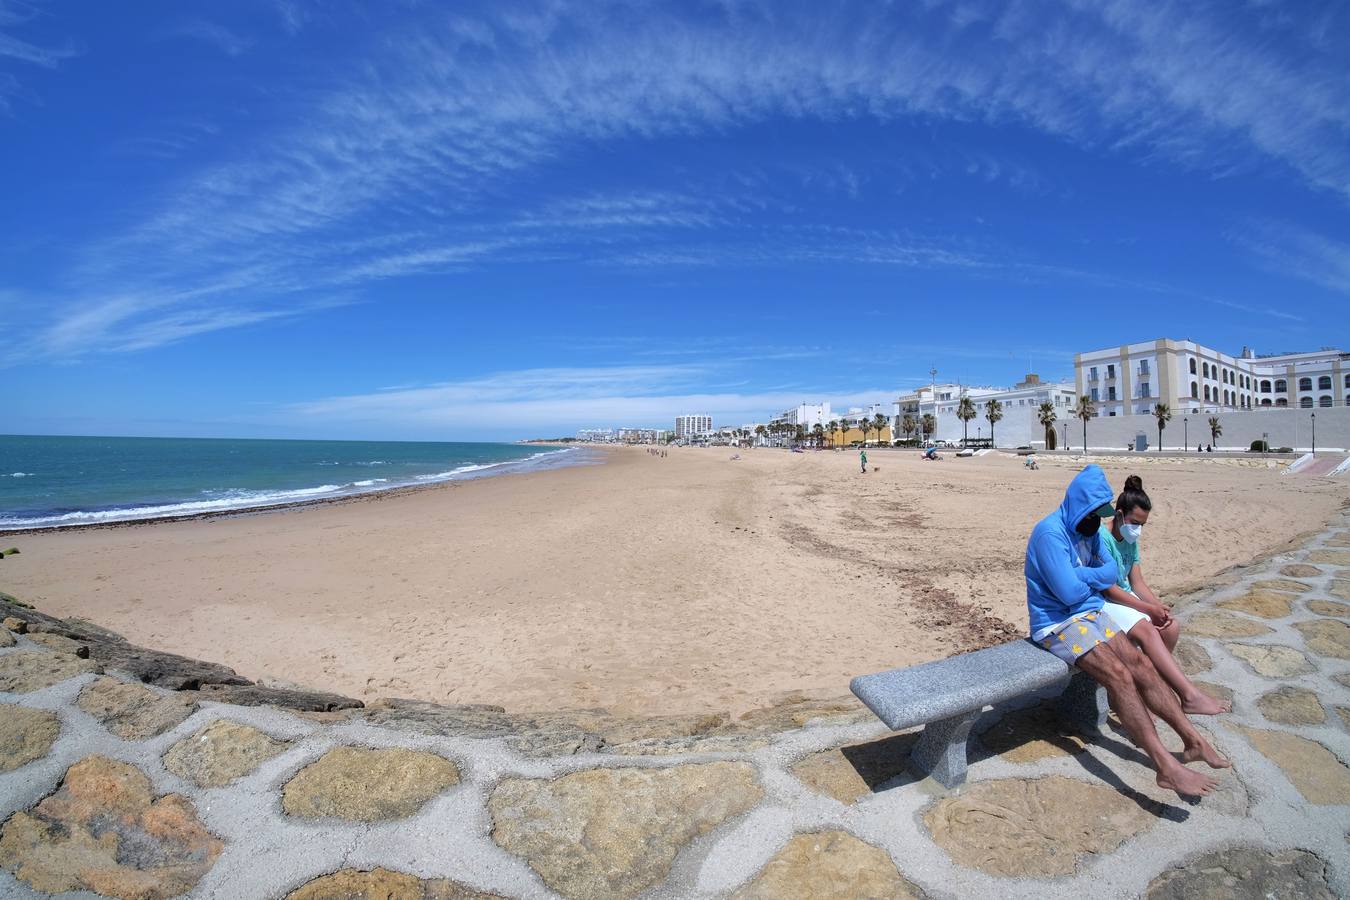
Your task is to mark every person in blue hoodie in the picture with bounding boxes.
[1025,465,1228,798]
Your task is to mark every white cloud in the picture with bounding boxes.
[287,364,903,432]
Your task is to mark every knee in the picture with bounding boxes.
[1159,619,1180,650]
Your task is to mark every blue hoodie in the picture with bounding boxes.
[1024,464,1120,636]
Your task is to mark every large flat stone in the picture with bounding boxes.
[81,640,249,691]
[790,733,917,803]
[1190,681,1235,709]
[1145,847,1333,899]
[361,698,602,757]
[77,676,196,740]
[1251,579,1312,594]
[1185,612,1272,638]
[164,719,291,788]
[0,627,13,648]
[25,632,90,657]
[1331,580,1350,601]
[286,867,506,899]
[0,705,60,772]
[730,831,924,899]
[1174,639,1212,675]
[0,754,222,899]
[1307,599,1350,617]
[1329,531,1350,547]
[0,650,100,693]
[1280,564,1324,578]
[1294,619,1350,659]
[1306,549,1350,565]
[282,746,459,821]
[1238,727,1350,804]
[1256,686,1326,725]
[1225,643,1314,678]
[976,701,1090,763]
[489,762,762,899]
[191,682,363,712]
[923,775,1157,877]
[1216,591,1294,619]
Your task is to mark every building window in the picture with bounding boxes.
[1203,385,1210,401]
[1276,398,1288,407]
[1108,387,1117,401]
[1139,360,1150,375]
[1299,377,1313,391]
[1106,364,1115,379]
[1320,395,1333,407]
[1345,374,1350,388]
[1275,379,1287,393]
[1140,382,1151,398]
[1089,367,1097,381]
[1319,375,1332,390]
[1090,387,1099,402]
[1189,359,1197,374]
[1190,381,1198,399]
[1260,380,1271,392]
[1301,397,1314,408]
[1262,399,1271,406]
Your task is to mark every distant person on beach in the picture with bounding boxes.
[859,448,868,473]
[1099,476,1229,715]
[1025,464,1228,797]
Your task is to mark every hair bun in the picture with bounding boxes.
[1124,475,1143,491]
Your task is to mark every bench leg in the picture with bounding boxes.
[1058,671,1108,735]
[909,709,980,789]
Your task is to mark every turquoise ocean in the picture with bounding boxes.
[0,435,595,530]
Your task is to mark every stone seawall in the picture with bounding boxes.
[2,518,1350,898]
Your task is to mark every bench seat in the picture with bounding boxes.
[850,638,1107,788]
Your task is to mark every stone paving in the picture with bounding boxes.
[2,514,1349,899]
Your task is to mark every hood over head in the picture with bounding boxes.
[1058,464,1115,532]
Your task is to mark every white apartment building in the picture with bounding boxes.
[575,428,616,442]
[769,402,832,430]
[1075,340,1349,417]
[616,428,667,444]
[893,375,1076,446]
[673,414,713,438]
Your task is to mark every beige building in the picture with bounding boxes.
[1074,340,1348,417]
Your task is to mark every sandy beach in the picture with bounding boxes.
[1,447,1346,717]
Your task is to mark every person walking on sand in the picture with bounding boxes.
[1099,476,1229,715]
[859,447,868,474]
[1025,464,1229,798]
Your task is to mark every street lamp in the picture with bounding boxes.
[930,366,938,445]
[1062,421,1069,450]
[1183,417,1188,452]
[1311,412,1316,456]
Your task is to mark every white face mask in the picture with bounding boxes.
[1120,523,1142,544]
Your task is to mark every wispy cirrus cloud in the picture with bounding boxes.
[1233,221,1350,297]
[159,19,253,57]
[23,0,1348,362]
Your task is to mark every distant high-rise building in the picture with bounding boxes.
[674,414,712,438]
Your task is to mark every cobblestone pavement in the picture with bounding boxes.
[2,514,1349,899]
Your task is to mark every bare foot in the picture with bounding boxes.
[1181,690,1232,716]
[1181,738,1232,769]
[1156,763,1218,798]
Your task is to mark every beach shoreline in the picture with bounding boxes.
[0,443,599,536]
[1,446,1345,718]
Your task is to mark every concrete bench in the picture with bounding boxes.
[850,639,1108,788]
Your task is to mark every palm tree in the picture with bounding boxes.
[873,413,889,446]
[1075,395,1095,453]
[825,420,838,448]
[794,424,806,446]
[1153,403,1171,452]
[812,423,824,448]
[1208,416,1222,448]
[754,424,765,446]
[984,399,1004,448]
[856,418,869,446]
[901,414,916,443]
[1037,401,1058,450]
[956,396,977,446]
[920,413,936,443]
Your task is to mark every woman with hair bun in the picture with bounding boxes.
[1099,475,1230,715]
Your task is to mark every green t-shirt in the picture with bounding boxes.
[1099,525,1141,593]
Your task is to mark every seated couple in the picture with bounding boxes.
[1025,465,1230,798]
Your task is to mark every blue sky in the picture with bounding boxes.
[5,0,1349,441]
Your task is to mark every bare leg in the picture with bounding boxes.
[1073,641,1218,797]
[1127,621,1229,715]
[1159,618,1179,651]
[1113,635,1230,770]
